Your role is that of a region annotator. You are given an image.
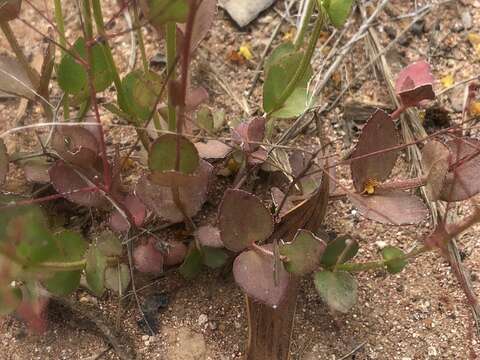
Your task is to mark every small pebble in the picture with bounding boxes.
[198,314,208,326]
[410,20,425,36]
[452,22,464,33]
[462,11,473,30]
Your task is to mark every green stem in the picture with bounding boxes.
[335,245,429,273]
[91,0,150,150]
[133,3,149,72]
[294,0,315,50]
[53,0,70,120]
[166,22,177,132]
[268,4,323,116]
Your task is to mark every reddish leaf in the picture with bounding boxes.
[232,117,266,153]
[218,189,274,252]
[49,160,106,208]
[109,194,147,232]
[421,140,450,201]
[248,148,268,166]
[194,224,223,248]
[233,245,290,308]
[51,126,99,167]
[22,158,50,184]
[440,138,480,202]
[195,140,231,159]
[164,241,188,266]
[0,139,8,186]
[395,60,435,107]
[0,1,22,22]
[133,238,164,274]
[177,0,216,53]
[0,54,35,99]
[348,190,428,225]
[136,159,212,223]
[350,109,399,192]
[186,86,209,111]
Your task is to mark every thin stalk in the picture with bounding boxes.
[53,0,70,120]
[133,2,149,72]
[82,0,112,190]
[335,245,429,272]
[294,0,315,50]
[268,4,323,116]
[91,0,150,150]
[166,22,177,132]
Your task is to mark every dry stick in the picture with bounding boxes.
[246,0,297,98]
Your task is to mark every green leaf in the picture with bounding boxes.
[202,247,228,269]
[57,38,114,95]
[44,231,87,296]
[141,0,189,26]
[4,206,57,265]
[105,264,131,294]
[44,271,81,296]
[179,245,202,280]
[263,51,312,118]
[196,105,214,132]
[280,229,326,275]
[0,286,22,316]
[313,270,357,313]
[85,246,107,296]
[148,134,199,174]
[218,189,274,252]
[264,42,295,74]
[97,231,122,257]
[121,69,164,122]
[381,246,407,274]
[320,235,358,268]
[323,0,353,28]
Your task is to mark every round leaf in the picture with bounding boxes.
[314,270,357,313]
[105,264,131,294]
[381,246,407,274]
[350,109,399,192]
[348,190,428,225]
[194,225,223,248]
[44,271,81,296]
[280,229,326,275]
[233,246,290,308]
[179,244,202,280]
[149,134,199,174]
[86,246,107,296]
[133,238,164,274]
[21,158,50,183]
[440,138,480,202]
[51,126,99,166]
[140,0,189,27]
[97,231,122,257]
[321,235,358,268]
[202,247,228,269]
[323,0,353,28]
[395,60,435,107]
[218,189,274,252]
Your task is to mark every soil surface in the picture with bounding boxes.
[1,0,480,359]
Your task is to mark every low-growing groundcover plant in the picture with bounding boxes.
[1,0,480,358]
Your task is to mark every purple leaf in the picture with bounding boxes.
[395,60,435,107]
[21,158,50,184]
[232,117,266,153]
[421,140,450,201]
[164,241,188,266]
[109,194,147,233]
[185,86,209,111]
[51,126,99,167]
[177,0,216,53]
[233,245,290,308]
[133,237,164,274]
[440,138,480,202]
[49,160,106,208]
[218,189,274,252]
[194,225,223,248]
[136,159,212,223]
[0,139,8,186]
[0,0,22,22]
[350,109,399,192]
[348,190,428,225]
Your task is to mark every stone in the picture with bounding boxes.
[219,0,276,27]
[462,11,473,30]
